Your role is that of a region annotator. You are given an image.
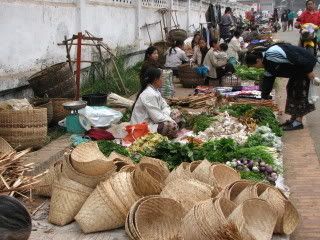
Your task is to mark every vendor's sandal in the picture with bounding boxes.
[283,121,304,131]
[280,119,294,127]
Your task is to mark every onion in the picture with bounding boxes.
[271,172,278,180]
[259,166,266,172]
[247,160,254,169]
[230,162,237,168]
[259,161,266,167]
[243,160,248,165]
[236,160,242,166]
[265,165,273,174]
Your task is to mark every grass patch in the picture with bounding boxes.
[81,57,142,97]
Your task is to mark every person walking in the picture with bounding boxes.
[281,10,289,32]
[220,7,235,42]
[287,10,297,31]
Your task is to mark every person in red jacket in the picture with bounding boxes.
[295,0,320,27]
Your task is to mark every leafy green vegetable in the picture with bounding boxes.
[232,146,275,165]
[245,133,276,148]
[187,114,215,133]
[240,171,265,181]
[200,138,239,162]
[235,65,265,81]
[120,109,132,123]
[220,104,254,117]
[98,140,130,157]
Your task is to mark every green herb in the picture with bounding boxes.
[220,104,255,117]
[235,65,265,81]
[188,114,215,133]
[240,171,265,181]
[245,133,276,148]
[98,140,130,157]
[232,146,275,165]
[121,109,132,123]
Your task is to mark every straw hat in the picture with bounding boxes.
[62,156,111,188]
[160,179,215,212]
[34,161,63,197]
[133,163,166,196]
[70,141,116,176]
[134,196,185,240]
[259,186,299,234]
[223,180,258,205]
[75,183,124,233]
[182,197,237,240]
[165,162,193,184]
[139,156,170,178]
[228,198,277,240]
[48,176,93,226]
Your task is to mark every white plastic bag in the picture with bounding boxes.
[78,106,123,130]
[308,80,319,104]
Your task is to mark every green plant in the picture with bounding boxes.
[187,114,215,133]
[97,140,130,157]
[81,56,142,97]
[235,65,265,81]
[232,146,275,165]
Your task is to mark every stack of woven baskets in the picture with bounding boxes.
[0,107,47,150]
[39,142,299,239]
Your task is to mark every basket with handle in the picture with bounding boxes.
[178,64,205,88]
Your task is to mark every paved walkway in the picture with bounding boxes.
[277,79,320,240]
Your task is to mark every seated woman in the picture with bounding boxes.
[191,32,201,50]
[140,46,161,85]
[164,40,189,76]
[203,40,235,85]
[0,195,32,240]
[131,68,181,139]
[246,43,318,131]
[227,30,248,66]
[191,38,209,66]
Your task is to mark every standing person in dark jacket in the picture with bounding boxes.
[246,43,318,131]
[220,7,234,42]
[281,10,289,32]
[140,46,161,86]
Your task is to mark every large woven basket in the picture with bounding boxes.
[178,64,205,88]
[153,41,170,66]
[0,108,47,150]
[168,29,188,43]
[48,176,93,226]
[28,62,76,98]
[33,100,53,125]
[51,98,72,124]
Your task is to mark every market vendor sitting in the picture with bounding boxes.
[164,40,189,76]
[140,46,161,86]
[131,68,181,139]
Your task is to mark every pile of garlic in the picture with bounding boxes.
[197,112,249,144]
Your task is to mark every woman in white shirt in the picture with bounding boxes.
[164,40,189,76]
[131,68,181,138]
[227,31,247,65]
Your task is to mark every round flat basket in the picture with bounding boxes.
[0,108,47,150]
[178,64,205,88]
[168,29,188,43]
[28,62,76,98]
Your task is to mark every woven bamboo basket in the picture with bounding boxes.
[168,29,188,43]
[28,62,76,98]
[153,41,170,66]
[178,64,205,88]
[62,156,111,189]
[75,184,124,233]
[160,179,214,212]
[70,142,116,176]
[165,162,193,184]
[51,98,72,124]
[228,198,277,240]
[134,196,185,240]
[48,176,93,226]
[182,197,237,240]
[33,100,53,125]
[34,161,63,197]
[0,137,14,155]
[0,108,47,150]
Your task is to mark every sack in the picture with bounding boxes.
[308,80,319,104]
[160,69,175,98]
[123,122,149,143]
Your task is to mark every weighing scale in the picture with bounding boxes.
[62,101,87,134]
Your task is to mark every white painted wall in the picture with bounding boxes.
[0,0,249,96]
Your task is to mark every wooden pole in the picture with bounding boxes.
[76,32,82,100]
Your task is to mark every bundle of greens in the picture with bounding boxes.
[97,140,130,157]
[184,113,215,133]
[235,65,265,81]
